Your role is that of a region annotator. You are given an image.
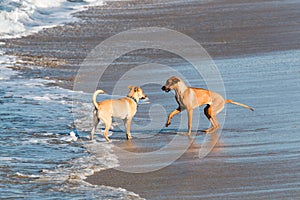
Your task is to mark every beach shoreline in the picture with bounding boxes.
[2,0,300,199]
[2,0,300,90]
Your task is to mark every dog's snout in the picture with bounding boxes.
[161,86,170,92]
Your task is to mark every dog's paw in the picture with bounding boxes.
[201,129,210,133]
[165,122,171,127]
[127,136,132,140]
[202,128,217,133]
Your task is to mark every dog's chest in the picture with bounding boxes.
[175,93,186,109]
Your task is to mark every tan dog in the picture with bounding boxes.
[161,76,253,134]
[91,86,147,141]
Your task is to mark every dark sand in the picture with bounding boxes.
[2,0,300,199]
[2,0,300,90]
[88,140,300,199]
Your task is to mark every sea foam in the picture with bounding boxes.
[0,0,104,39]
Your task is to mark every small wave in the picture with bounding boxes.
[0,49,143,199]
[39,139,118,180]
[0,157,14,162]
[14,172,39,179]
[0,0,105,39]
[0,54,19,80]
[36,140,124,194]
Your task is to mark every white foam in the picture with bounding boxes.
[38,141,119,184]
[31,0,65,8]
[0,0,105,39]
[60,131,79,142]
[20,138,49,145]
[14,172,40,178]
[0,157,13,162]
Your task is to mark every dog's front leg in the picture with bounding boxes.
[166,107,181,127]
[124,118,132,140]
[187,109,194,135]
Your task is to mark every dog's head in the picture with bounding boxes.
[161,76,181,92]
[128,86,147,100]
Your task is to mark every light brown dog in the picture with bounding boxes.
[91,86,147,141]
[161,76,253,134]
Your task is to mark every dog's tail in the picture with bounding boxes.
[92,90,105,110]
[225,99,254,111]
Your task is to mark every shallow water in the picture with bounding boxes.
[1,47,299,199]
[215,50,300,162]
[1,0,299,198]
[191,50,300,199]
[87,49,300,199]
[0,55,143,199]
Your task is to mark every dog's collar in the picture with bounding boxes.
[127,95,138,104]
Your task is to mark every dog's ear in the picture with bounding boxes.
[128,85,139,92]
[128,85,135,90]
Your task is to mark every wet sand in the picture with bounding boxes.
[2,0,300,199]
[2,0,300,89]
[86,49,300,199]
[87,140,300,199]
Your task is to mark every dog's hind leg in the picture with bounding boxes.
[90,110,99,140]
[209,114,220,132]
[203,100,224,132]
[203,105,220,133]
[203,105,214,132]
[102,116,112,142]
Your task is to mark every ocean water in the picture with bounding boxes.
[0,1,144,198]
[214,50,300,163]
[1,48,299,198]
[0,54,143,199]
[0,1,299,199]
[0,0,104,39]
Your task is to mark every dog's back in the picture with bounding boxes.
[98,98,136,119]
